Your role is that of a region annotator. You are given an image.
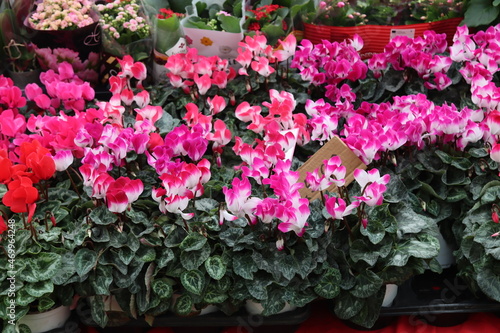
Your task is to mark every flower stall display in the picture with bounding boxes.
[3,7,500,331]
[181,0,245,59]
[96,0,152,83]
[23,0,101,84]
[301,0,464,58]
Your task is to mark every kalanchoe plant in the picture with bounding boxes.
[97,0,152,61]
[28,0,95,30]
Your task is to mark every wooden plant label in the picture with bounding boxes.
[297,136,367,201]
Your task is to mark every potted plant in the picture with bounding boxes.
[1,39,41,89]
[181,0,245,59]
[0,0,41,88]
[446,24,500,304]
[22,0,101,86]
[96,0,152,85]
[150,7,187,83]
[0,80,78,333]
[244,0,292,47]
[300,0,464,58]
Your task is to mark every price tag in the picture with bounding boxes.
[390,28,415,40]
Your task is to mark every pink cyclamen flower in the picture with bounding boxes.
[325,196,359,220]
[105,177,144,213]
[273,34,297,62]
[354,181,388,206]
[490,143,500,163]
[53,150,74,171]
[235,102,261,123]
[353,168,390,189]
[194,73,212,95]
[223,177,262,224]
[207,95,226,115]
[251,57,275,77]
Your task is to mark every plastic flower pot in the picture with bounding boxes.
[18,305,71,333]
[382,284,398,307]
[244,300,297,315]
[183,28,243,60]
[6,68,41,90]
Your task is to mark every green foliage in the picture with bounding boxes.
[462,0,500,27]
[183,0,244,32]
[0,175,83,328]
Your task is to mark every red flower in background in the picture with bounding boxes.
[157,8,184,19]
[247,4,282,21]
[247,22,261,31]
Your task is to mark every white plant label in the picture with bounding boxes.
[390,28,415,40]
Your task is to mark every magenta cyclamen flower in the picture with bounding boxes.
[325,196,360,220]
[222,177,262,224]
[153,159,211,220]
[305,155,346,192]
[258,160,311,237]
[106,177,144,213]
[490,143,500,163]
[353,168,390,208]
[291,37,367,88]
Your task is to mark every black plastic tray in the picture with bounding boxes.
[380,267,500,317]
[76,301,310,328]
